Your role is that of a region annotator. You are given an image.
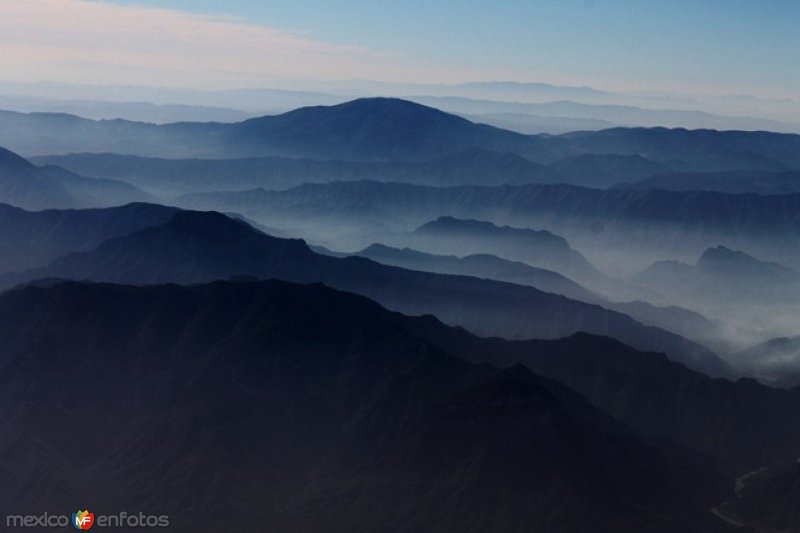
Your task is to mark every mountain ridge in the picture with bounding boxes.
[0,278,738,532]
[0,208,733,377]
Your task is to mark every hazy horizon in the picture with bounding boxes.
[2,0,799,129]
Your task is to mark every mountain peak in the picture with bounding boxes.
[231,97,544,161]
[417,216,565,243]
[698,245,754,264]
[334,96,449,114]
[697,246,797,279]
[0,145,37,171]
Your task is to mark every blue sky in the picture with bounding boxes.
[3,0,798,97]
[101,0,800,96]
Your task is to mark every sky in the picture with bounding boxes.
[0,0,798,98]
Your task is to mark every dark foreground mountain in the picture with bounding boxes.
[715,463,800,533]
[0,202,178,274]
[410,332,800,474]
[0,209,731,377]
[0,280,738,532]
[0,146,150,210]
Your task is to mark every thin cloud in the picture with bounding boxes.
[0,0,499,88]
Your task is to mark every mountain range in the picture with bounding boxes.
[2,90,799,532]
[3,98,800,171]
[0,99,552,161]
[0,146,150,210]
[406,216,600,283]
[416,330,800,474]
[353,242,598,302]
[635,246,800,305]
[617,170,800,195]
[0,206,731,378]
[351,242,718,345]
[0,279,742,532]
[177,180,800,272]
[31,149,694,197]
[32,149,562,197]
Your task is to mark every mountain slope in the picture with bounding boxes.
[635,246,800,304]
[32,148,561,196]
[6,99,800,168]
[733,336,800,388]
[716,463,800,533]
[409,216,600,282]
[616,170,800,194]
[0,280,737,532]
[355,242,598,302]
[354,242,717,344]
[0,202,179,274]
[0,146,78,209]
[177,180,800,273]
[226,98,553,161]
[0,146,152,210]
[562,127,800,171]
[408,330,800,474]
[1,209,732,377]
[550,153,671,188]
[0,99,552,160]
[37,164,153,206]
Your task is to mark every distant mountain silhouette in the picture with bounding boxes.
[356,242,597,301]
[415,94,800,136]
[1,209,732,377]
[411,216,600,282]
[0,99,552,161]
[604,300,720,345]
[32,148,561,196]
[0,202,178,274]
[550,153,671,188]
[635,246,800,304]
[37,164,153,205]
[0,280,738,532]
[226,98,553,161]
[616,170,800,194]
[0,146,77,209]
[355,242,719,345]
[4,99,800,169]
[562,127,800,172]
[178,180,800,270]
[0,146,151,210]
[47,149,799,198]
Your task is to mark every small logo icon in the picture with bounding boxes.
[72,510,94,530]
